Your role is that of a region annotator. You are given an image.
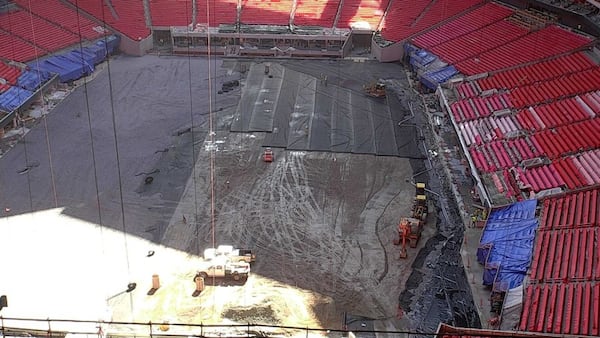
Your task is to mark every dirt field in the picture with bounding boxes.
[0,55,447,336]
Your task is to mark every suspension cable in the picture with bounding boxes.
[206,0,216,258]
[99,0,133,302]
[73,0,105,229]
[26,0,59,208]
[184,0,200,257]
[6,8,34,212]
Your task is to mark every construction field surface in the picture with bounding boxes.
[0,55,478,336]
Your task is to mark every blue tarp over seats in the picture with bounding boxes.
[409,48,437,69]
[69,48,97,70]
[95,35,120,55]
[29,55,86,83]
[477,199,538,289]
[85,43,106,65]
[61,51,95,75]
[420,65,458,91]
[17,68,53,91]
[0,86,33,112]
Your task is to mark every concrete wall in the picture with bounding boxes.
[371,39,404,62]
[119,33,154,56]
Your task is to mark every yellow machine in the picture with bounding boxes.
[412,183,428,221]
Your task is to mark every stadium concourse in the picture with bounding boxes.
[0,0,599,337]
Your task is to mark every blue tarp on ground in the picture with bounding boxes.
[0,86,33,112]
[477,199,538,289]
[17,68,53,91]
[420,65,458,90]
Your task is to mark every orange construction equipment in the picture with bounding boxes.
[263,148,274,162]
[394,183,428,258]
[395,217,423,259]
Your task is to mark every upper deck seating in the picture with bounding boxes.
[240,0,293,25]
[0,10,80,52]
[14,0,105,40]
[293,0,339,27]
[380,0,483,42]
[336,0,389,30]
[150,0,193,27]
[197,0,238,26]
[412,3,513,48]
[454,25,593,75]
[66,0,150,40]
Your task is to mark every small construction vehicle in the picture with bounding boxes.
[204,245,256,264]
[394,183,428,258]
[194,257,250,281]
[395,217,423,258]
[412,183,428,221]
[364,82,386,98]
[263,148,274,162]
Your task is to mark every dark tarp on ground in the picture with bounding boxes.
[420,65,458,90]
[0,86,33,112]
[477,199,538,288]
[234,63,406,156]
[17,68,53,91]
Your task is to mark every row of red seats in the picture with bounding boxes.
[0,10,80,52]
[531,118,600,159]
[0,61,22,93]
[293,0,339,27]
[0,30,40,62]
[469,137,542,173]
[14,0,105,40]
[537,189,599,231]
[478,51,595,91]
[241,0,293,25]
[458,115,520,146]
[430,19,529,64]
[530,227,597,282]
[521,186,600,336]
[66,0,150,40]
[197,0,238,26]
[380,0,483,42]
[455,25,593,75]
[412,2,512,48]
[509,67,600,108]
[553,156,598,190]
[515,93,598,131]
[149,0,192,27]
[516,165,566,192]
[450,93,512,122]
[520,273,600,335]
[336,0,389,30]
